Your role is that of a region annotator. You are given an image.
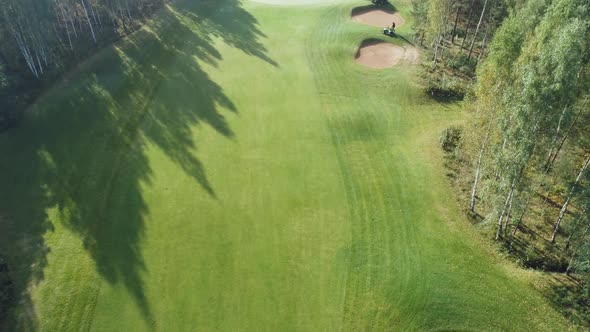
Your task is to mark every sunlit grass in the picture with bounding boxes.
[0,0,574,330]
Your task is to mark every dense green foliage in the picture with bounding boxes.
[0,0,574,330]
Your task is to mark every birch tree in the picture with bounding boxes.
[551,156,590,243]
[467,0,487,60]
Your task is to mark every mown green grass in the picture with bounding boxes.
[0,0,573,330]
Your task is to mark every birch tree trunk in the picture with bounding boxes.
[470,124,491,212]
[476,24,489,65]
[451,5,460,44]
[81,0,97,43]
[512,194,532,236]
[461,0,477,50]
[496,186,514,240]
[432,33,440,66]
[496,165,525,240]
[550,156,590,243]
[57,0,74,49]
[69,8,78,38]
[467,0,488,61]
[547,108,582,171]
[502,191,514,234]
[494,138,508,182]
[542,109,583,204]
[565,207,586,250]
[545,106,568,171]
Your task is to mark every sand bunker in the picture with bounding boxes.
[352,8,405,28]
[355,41,419,69]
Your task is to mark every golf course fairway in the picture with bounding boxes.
[0,0,572,330]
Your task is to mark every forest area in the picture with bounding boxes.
[0,0,170,130]
[415,0,590,326]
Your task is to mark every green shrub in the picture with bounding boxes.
[424,73,468,100]
[440,126,463,153]
[447,54,477,75]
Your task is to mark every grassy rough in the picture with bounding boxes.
[0,0,574,330]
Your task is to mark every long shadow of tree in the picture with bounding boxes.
[0,0,275,329]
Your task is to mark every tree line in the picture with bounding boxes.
[425,0,590,324]
[412,0,509,99]
[468,0,589,267]
[0,0,170,128]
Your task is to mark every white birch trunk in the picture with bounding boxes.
[551,156,590,243]
[461,0,477,49]
[496,187,514,240]
[81,0,97,43]
[512,194,532,236]
[565,207,587,250]
[502,190,514,233]
[467,0,488,60]
[476,24,489,65]
[470,124,491,212]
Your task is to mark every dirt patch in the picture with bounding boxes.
[352,8,405,28]
[355,40,419,69]
[402,47,420,64]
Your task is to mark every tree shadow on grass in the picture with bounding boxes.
[0,0,275,329]
[542,274,590,328]
[393,33,415,46]
[351,3,398,16]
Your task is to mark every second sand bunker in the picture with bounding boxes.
[352,9,405,28]
[355,42,419,69]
